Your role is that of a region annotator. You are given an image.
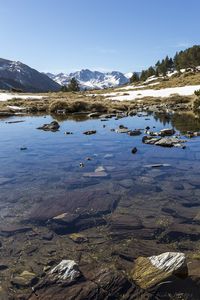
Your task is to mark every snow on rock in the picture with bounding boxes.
[149,252,186,273]
[101,85,200,101]
[132,252,188,289]
[50,260,81,281]
[0,92,43,102]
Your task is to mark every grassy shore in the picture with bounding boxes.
[0,91,196,116]
[0,70,200,116]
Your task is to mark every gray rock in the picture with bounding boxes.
[159,128,176,136]
[115,128,129,133]
[83,130,96,135]
[143,136,186,147]
[128,130,142,136]
[37,121,60,132]
[131,147,137,154]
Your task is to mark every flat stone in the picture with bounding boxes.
[11,270,38,288]
[83,171,108,178]
[115,128,129,133]
[95,166,105,172]
[0,225,32,237]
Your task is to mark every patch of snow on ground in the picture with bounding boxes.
[144,75,159,83]
[101,85,200,101]
[117,82,160,91]
[0,93,44,102]
[167,70,178,77]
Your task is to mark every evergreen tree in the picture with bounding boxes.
[61,85,69,92]
[147,66,156,77]
[140,70,148,81]
[130,72,139,83]
[68,78,80,92]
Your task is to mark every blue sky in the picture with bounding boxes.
[0,0,199,73]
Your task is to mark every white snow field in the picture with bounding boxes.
[0,92,44,101]
[101,85,200,101]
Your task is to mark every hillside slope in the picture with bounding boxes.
[0,58,61,92]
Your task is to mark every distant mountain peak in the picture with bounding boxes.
[47,69,131,90]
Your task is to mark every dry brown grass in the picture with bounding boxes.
[0,76,198,116]
[153,72,200,89]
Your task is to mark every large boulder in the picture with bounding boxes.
[132,252,188,289]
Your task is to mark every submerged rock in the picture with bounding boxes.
[11,270,38,288]
[132,252,188,289]
[29,265,139,300]
[69,233,88,243]
[0,225,32,237]
[131,147,137,154]
[95,166,105,172]
[83,171,108,178]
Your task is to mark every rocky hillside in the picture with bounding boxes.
[47,69,131,90]
[0,58,61,92]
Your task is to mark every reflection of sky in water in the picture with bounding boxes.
[1,113,200,211]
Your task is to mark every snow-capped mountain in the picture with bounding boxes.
[0,58,60,92]
[124,72,134,79]
[47,69,131,90]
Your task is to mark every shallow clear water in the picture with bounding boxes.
[1,112,200,230]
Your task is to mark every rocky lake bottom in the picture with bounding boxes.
[1,111,200,299]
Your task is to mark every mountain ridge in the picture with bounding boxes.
[0,58,61,92]
[46,69,133,90]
